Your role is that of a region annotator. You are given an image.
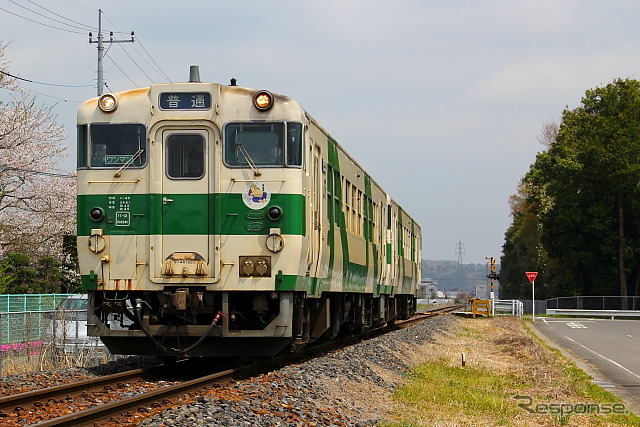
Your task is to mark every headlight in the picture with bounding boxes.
[267,206,282,220]
[98,93,118,112]
[89,207,105,221]
[253,90,273,111]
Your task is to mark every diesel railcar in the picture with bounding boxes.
[77,67,421,357]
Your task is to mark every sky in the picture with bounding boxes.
[2,0,640,265]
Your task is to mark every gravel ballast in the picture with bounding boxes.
[138,314,454,427]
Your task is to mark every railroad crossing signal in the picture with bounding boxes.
[486,257,500,281]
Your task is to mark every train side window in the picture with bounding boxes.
[89,123,146,168]
[166,134,205,179]
[77,125,88,168]
[286,122,302,166]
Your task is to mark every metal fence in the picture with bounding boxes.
[0,294,75,346]
[546,296,640,311]
[0,294,72,315]
[0,294,111,375]
[493,299,524,317]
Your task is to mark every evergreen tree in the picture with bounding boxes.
[503,79,640,301]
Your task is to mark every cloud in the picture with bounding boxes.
[466,50,640,108]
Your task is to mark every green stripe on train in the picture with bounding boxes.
[77,193,305,236]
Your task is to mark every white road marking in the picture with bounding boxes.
[566,322,588,329]
[556,331,640,381]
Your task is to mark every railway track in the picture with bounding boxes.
[0,305,461,426]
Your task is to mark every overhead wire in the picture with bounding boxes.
[115,43,156,84]
[0,6,86,34]
[24,0,94,31]
[2,2,172,95]
[5,0,94,33]
[20,87,84,104]
[0,70,94,88]
[101,11,158,85]
[104,52,140,88]
[55,0,94,11]
[2,166,75,179]
[136,36,173,83]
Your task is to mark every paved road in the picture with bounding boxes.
[534,317,640,414]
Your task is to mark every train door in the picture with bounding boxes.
[385,201,398,289]
[152,127,216,282]
[307,143,323,286]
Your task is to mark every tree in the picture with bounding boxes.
[500,182,545,299]
[0,252,65,294]
[60,234,81,293]
[0,42,76,260]
[550,79,640,304]
[504,79,640,302]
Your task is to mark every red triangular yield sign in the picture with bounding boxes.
[526,271,538,283]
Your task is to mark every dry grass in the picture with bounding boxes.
[1,342,110,376]
[381,316,639,426]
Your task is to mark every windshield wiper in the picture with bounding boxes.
[234,131,261,176]
[114,149,144,178]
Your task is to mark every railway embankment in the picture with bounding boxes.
[2,314,638,426]
[132,314,639,426]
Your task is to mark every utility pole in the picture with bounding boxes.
[88,9,134,96]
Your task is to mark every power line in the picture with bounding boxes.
[20,87,84,104]
[7,0,93,32]
[115,42,155,84]
[56,0,94,11]
[3,3,170,94]
[105,53,140,88]
[102,11,166,85]
[25,0,93,31]
[0,3,127,35]
[136,36,172,83]
[0,6,85,34]
[1,166,75,179]
[0,70,94,88]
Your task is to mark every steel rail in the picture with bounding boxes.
[20,304,462,426]
[0,366,157,413]
[30,366,244,427]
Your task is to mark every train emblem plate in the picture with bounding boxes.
[242,182,271,210]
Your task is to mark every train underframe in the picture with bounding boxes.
[88,288,417,357]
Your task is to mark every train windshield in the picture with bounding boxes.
[77,123,147,169]
[223,122,302,168]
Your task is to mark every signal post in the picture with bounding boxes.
[486,257,500,316]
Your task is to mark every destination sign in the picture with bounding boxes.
[159,92,211,110]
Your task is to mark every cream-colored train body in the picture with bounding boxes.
[77,70,421,357]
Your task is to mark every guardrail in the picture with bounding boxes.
[546,296,640,311]
[545,308,640,319]
[494,299,524,317]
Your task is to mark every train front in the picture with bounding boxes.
[77,77,309,357]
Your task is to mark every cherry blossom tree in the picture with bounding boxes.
[0,43,76,261]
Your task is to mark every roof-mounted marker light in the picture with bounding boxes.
[98,93,118,112]
[253,90,274,111]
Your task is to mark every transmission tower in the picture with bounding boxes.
[455,240,465,290]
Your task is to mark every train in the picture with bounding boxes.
[76,66,422,358]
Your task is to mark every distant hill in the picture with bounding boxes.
[421,260,496,294]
